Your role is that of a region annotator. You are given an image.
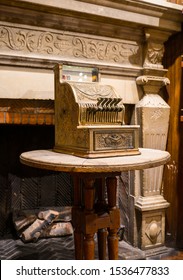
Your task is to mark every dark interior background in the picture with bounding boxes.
[0,124,72,236]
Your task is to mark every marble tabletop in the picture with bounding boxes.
[20,148,170,173]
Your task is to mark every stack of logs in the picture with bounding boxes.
[13,207,73,242]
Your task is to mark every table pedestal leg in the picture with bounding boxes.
[72,176,83,260]
[73,174,120,260]
[107,229,119,260]
[83,178,96,260]
[106,176,119,260]
[97,228,108,259]
[84,233,95,260]
[96,178,107,259]
[74,231,84,260]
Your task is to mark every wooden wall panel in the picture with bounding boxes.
[167,0,183,4]
[163,30,183,247]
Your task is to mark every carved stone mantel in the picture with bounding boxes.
[0,0,182,71]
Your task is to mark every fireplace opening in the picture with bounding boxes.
[0,124,73,238]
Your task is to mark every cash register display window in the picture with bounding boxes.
[62,65,99,82]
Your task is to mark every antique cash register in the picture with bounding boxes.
[54,64,140,158]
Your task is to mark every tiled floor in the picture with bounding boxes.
[161,251,183,260]
[0,234,144,260]
[0,234,182,260]
[0,235,75,260]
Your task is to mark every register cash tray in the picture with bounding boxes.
[54,67,140,158]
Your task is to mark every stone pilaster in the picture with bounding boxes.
[134,29,170,253]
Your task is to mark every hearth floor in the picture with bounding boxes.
[1,234,178,260]
[0,235,75,260]
[0,234,145,260]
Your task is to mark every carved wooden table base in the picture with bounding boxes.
[20,148,170,260]
[72,173,120,260]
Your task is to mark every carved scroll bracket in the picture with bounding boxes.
[143,28,172,70]
[136,75,170,95]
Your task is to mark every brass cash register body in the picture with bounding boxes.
[54,65,140,158]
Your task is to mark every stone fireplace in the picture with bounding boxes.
[0,0,183,258]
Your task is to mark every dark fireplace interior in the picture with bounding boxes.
[0,123,131,260]
[0,124,73,237]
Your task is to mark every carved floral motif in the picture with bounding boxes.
[95,132,134,150]
[72,37,141,64]
[0,25,141,65]
[0,26,55,53]
[143,41,165,69]
[146,42,164,65]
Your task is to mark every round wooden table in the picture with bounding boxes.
[20,148,170,260]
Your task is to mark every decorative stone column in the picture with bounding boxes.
[134,29,171,253]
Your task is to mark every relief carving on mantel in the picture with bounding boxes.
[0,25,142,67]
[143,29,171,70]
[143,41,164,69]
